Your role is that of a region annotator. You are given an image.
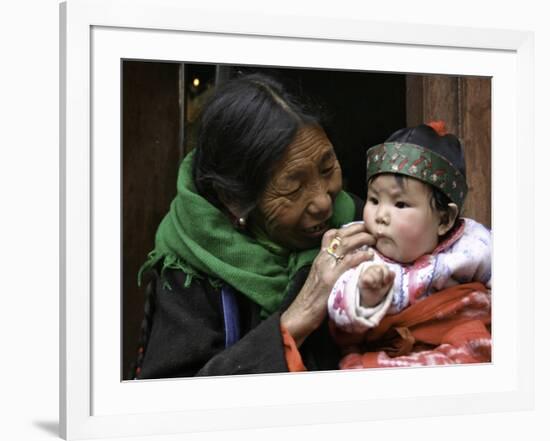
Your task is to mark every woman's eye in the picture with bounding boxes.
[368,197,378,205]
[283,185,302,196]
[321,164,335,175]
[395,201,408,208]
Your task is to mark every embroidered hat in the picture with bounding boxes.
[366,122,468,209]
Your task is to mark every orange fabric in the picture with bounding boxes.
[338,282,492,369]
[426,120,448,136]
[280,325,307,372]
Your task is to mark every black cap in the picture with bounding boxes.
[385,122,466,179]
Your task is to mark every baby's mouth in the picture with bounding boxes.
[375,232,392,245]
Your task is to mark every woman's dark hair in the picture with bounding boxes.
[192,73,324,217]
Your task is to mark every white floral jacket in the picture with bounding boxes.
[327,218,492,334]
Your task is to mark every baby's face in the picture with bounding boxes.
[363,174,442,263]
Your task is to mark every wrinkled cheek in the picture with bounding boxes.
[261,199,295,232]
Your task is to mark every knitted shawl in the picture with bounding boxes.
[139,151,355,317]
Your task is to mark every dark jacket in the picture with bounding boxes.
[137,195,364,379]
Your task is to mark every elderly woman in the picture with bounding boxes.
[133,74,374,378]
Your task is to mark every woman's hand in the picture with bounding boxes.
[280,223,376,346]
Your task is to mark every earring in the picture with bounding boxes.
[234,217,247,230]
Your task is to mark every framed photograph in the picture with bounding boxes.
[60,0,534,439]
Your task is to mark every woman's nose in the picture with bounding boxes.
[307,186,332,218]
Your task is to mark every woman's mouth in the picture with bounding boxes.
[303,221,329,237]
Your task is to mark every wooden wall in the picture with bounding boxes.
[406,75,492,227]
[122,61,182,379]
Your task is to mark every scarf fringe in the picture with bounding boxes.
[138,251,221,291]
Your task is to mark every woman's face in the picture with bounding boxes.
[253,125,342,250]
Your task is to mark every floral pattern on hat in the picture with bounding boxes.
[366,142,468,210]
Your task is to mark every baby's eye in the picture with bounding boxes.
[395,201,408,208]
[368,196,378,205]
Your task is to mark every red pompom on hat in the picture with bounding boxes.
[426,120,448,136]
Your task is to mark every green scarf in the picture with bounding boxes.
[138,151,356,317]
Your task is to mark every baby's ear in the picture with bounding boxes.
[438,203,459,236]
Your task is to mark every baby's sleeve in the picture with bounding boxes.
[431,219,492,291]
[327,259,404,333]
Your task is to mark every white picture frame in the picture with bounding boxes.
[60,0,534,439]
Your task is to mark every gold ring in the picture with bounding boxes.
[326,248,344,262]
[328,236,342,254]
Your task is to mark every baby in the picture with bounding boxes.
[328,122,491,335]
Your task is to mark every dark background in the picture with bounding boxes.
[122,61,491,379]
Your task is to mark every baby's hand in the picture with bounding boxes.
[358,264,395,307]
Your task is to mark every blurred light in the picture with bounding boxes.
[192,78,200,87]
